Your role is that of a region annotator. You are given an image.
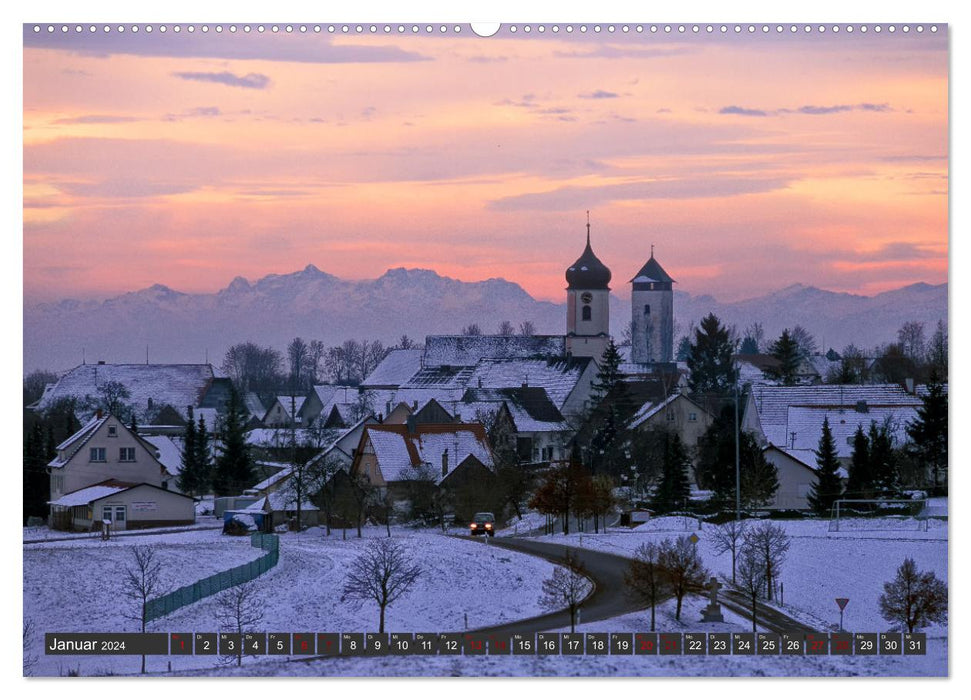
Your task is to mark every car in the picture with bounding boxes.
[469,512,496,537]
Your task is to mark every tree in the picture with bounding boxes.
[539,550,592,633]
[736,546,767,633]
[807,416,843,515]
[214,582,265,666]
[926,320,947,378]
[906,370,948,493]
[23,369,58,406]
[879,558,947,633]
[675,335,691,362]
[212,387,254,497]
[23,617,37,676]
[739,336,759,355]
[742,522,790,602]
[307,339,327,385]
[121,546,166,674]
[698,410,778,510]
[90,380,132,420]
[868,420,899,497]
[897,321,926,365]
[193,416,213,494]
[658,535,707,621]
[397,334,415,350]
[177,415,200,495]
[586,474,615,534]
[767,329,801,385]
[23,421,49,523]
[287,337,310,390]
[342,539,422,633]
[827,344,870,385]
[519,320,536,336]
[686,313,737,395]
[742,322,764,354]
[307,455,346,536]
[873,343,918,386]
[710,519,747,584]
[221,342,285,397]
[497,320,515,336]
[845,425,872,498]
[528,460,593,535]
[624,542,667,631]
[586,339,631,475]
[790,325,817,363]
[649,432,692,514]
[348,472,377,538]
[461,323,482,336]
[739,445,780,510]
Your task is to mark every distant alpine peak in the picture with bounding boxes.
[302,263,323,275]
[224,276,251,293]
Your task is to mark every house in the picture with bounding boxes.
[743,384,923,467]
[263,395,307,428]
[351,422,494,495]
[629,389,715,453]
[31,363,223,423]
[47,413,180,518]
[47,480,196,532]
[451,387,573,464]
[236,492,319,530]
[761,444,847,511]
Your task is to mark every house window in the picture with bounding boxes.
[89,447,106,462]
[688,412,698,422]
[582,305,592,321]
[102,506,113,521]
[113,506,126,522]
[119,447,136,462]
[644,304,651,315]
[107,426,117,437]
[666,412,675,421]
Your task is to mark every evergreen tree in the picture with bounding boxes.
[868,421,899,497]
[845,425,871,498]
[587,339,632,475]
[686,313,737,395]
[23,422,49,523]
[704,423,778,510]
[767,328,802,385]
[739,336,759,355]
[129,413,138,435]
[193,416,213,495]
[675,336,691,362]
[738,437,780,509]
[649,432,692,514]
[177,415,199,495]
[590,338,624,401]
[212,388,255,497]
[906,371,948,493]
[807,416,843,515]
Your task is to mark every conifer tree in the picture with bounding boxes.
[649,432,692,514]
[845,425,871,498]
[808,416,843,515]
[868,422,899,497]
[906,371,948,493]
[177,414,199,495]
[212,387,254,497]
[193,416,213,495]
[587,339,631,474]
[686,313,737,395]
[767,328,802,385]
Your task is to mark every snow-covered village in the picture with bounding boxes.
[21,19,949,684]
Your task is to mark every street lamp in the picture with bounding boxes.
[734,369,741,523]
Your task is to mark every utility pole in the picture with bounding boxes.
[735,377,741,522]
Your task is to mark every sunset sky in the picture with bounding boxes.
[22,24,948,304]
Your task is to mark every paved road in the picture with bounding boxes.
[467,536,649,636]
[718,589,818,634]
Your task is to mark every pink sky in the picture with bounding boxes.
[23,25,948,304]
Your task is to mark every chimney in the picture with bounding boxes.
[855,400,869,414]
[441,449,449,477]
[412,400,418,410]
[905,378,915,394]
[377,413,384,423]
[187,405,194,419]
[406,415,417,435]
[97,360,106,365]
[96,409,103,419]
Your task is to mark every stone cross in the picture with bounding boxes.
[706,576,722,606]
[701,576,725,623]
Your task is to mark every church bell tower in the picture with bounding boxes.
[630,246,675,364]
[565,214,611,360]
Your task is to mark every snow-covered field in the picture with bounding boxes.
[23,525,556,677]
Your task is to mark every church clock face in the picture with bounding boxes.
[580,292,593,303]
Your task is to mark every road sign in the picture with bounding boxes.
[689,533,699,544]
[836,598,849,611]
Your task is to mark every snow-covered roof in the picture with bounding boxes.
[141,434,182,475]
[363,424,493,483]
[777,405,919,458]
[422,335,566,368]
[34,363,216,420]
[267,395,306,420]
[454,387,569,433]
[362,348,423,387]
[48,482,130,507]
[465,357,591,409]
[765,445,850,480]
[628,393,682,430]
[54,414,109,456]
[249,466,293,493]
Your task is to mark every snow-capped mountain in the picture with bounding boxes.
[24,265,947,372]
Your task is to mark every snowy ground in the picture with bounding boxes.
[24,525,556,677]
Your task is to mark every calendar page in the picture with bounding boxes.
[22,18,948,681]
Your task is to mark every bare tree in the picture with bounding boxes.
[23,617,37,676]
[121,546,166,673]
[519,320,536,336]
[710,519,748,584]
[879,557,947,633]
[497,320,515,336]
[658,535,707,621]
[624,542,667,631]
[742,522,791,602]
[736,546,766,633]
[539,549,593,633]
[214,581,265,666]
[303,454,346,535]
[897,321,927,365]
[307,340,327,385]
[790,325,818,362]
[743,322,765,353]
[461,323,482,336]
[342,539,422,633]
[287,337,310,388]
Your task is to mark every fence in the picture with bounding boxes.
[145,532,279,622]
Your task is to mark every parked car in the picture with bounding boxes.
[469,512,496,537]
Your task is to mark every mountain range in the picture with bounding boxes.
[24,265,947,373]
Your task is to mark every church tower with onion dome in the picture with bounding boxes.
[630,246,675,364]
[565,215,611,360]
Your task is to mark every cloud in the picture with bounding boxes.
[722,103,895,117]
[163,106,223,121]
[578,90,619,99]
[57,178,198,198]
[489,176,790,211]
[24,28,429,64]
[53,114,140,125]
[719,105,769,117]
[858,242,939,262]
[173,71,270,90]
